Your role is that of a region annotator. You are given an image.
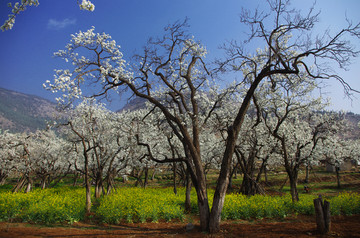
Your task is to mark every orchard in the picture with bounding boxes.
[1,0,360,235]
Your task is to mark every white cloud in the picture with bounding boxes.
[47,18,77,30]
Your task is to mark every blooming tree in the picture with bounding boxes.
[3,131,36,193]
[1,0,94,31]
[0,130,22,185]
[234,114,277,195]
[44,19,223,231]
[256,73,345,202]
[29,129,73,189]
[0,129,73,192]
[45,0,360,232]
[317,119,359,188]
[60,99,132,212]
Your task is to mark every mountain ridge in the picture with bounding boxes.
[0,87,58,133]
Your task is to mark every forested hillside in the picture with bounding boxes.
[0,88,58,133]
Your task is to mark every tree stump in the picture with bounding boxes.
[313,196,331,234]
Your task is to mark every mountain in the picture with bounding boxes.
[0,88,58,133]
[342,112,360,140]
[118,96,147,112]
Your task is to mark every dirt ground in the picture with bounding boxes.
[0,214,359,238]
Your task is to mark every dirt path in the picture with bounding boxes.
[0,215,359,237]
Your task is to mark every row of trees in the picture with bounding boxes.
[2,0,360,233]
[1,90,359,215]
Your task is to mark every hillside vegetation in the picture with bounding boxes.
[0,88,58,133]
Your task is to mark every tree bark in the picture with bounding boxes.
[197,191,210,232]
[305,163,310,184]
[173,162,177,195]
[84,154,92,213]
[151,169,156,180]
[0,171,8,185]
[264,165,268,185]
[209,131,235,233]
[144,167,149,189]
[289,175,299,202]
[25,176,32,193]
[184,168,192,212]
[40,175,47,189]
[209,67,266,233]
[227,162,238,193]
[314,197,331,234]
[12,174,27,193]
[335,166,341,189]
[73,172,78,186]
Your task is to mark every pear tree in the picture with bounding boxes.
[45,0,360,232]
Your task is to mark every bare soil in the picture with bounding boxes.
[0,214,359,238]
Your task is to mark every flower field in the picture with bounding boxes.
[0,186,360,225]
[0,187,85,224]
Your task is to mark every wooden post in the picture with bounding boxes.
[314,195,331,234]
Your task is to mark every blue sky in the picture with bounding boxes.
[0,0,359,113]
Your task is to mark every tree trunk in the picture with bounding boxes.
[209,93,253,233]
[189,163,210,231]
[279,175,288,191]
[227,175,233,193]
[73,172,78,187]
[25,176,32,193]
[335,166,341,189]
[94,171,104,199]
[185,168,192,212]
[305,163,310,184]
[173,162,177,195]
[108,179,116,195]
[264,165,268,185]
[12,174,27,193]
[196,189,210,232]
[151,169,156,180]
[134,169,143,187]
[240,174,253,195]
[106,171,116,195]
[227,162,238,193]
[95,181,100,198]
[84,158,91,213]
[144,167,149,189]
[209,133,236,234]
[0,171,8,185]
[40,175,47,189]
[289,175,299,203]
[314,196,331,234]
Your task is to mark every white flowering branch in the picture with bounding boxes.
[1,0,94,31]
